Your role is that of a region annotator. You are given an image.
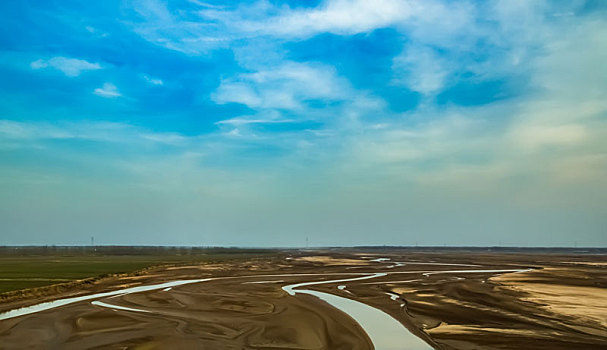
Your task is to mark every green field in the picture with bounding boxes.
[0,247,279,294]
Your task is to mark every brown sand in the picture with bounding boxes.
[1,251,606,349]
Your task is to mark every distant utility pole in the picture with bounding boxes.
[91,236,94,246]
[306,236,309,249]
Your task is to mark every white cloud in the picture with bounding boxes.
[392,45,450,95]
[235,0,414,38]
[140,132,186,145]
[213,82,263,107]
[29,59,48,70]
[128,0,479,102]
[127,0,607,199]
[0,119,187,146]
[343,5,607,194]
[94,83,122,98]
[130,0,230,54]
[348,113,492,167]
[143,74,164,85]
[205,0,471,41]
[30,57,102,77]
[509,124,587,151]
[129,0,474,54]
[216,110,292,127]
[212,62,349,109]
[502,16,607,155]
[84,25,109,38]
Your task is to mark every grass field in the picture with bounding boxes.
[0,247,279,294]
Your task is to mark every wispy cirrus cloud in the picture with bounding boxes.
[392,45,450,96]
[142,74,163,86]
[30,56,102,77]
[128,0,472,53]
[93,82,121,98]
[0,119,186,146]
[228,0,416,38]
[212,61,350,110]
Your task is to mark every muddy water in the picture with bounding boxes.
[0,278,211,320]
[283,273,432,350]
[91,300,149,313]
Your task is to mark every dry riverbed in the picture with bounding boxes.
[1,250,606,349]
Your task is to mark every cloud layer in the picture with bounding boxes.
[30,57,102,77]
[1,0,606,246]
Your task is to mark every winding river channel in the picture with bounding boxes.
[0,258,531,349]
[282,272,431,350]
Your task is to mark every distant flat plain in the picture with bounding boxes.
[0,247,276,293]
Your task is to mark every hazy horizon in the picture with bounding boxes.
[1,1,606,247]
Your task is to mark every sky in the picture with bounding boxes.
[0,0,606,247]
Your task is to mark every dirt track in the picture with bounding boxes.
[1,250,606,349]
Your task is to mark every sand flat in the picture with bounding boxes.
[1,250,606,349]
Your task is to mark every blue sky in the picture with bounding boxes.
[1,0,606,246]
